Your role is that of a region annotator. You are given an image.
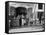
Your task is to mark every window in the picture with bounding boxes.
[38,3,43,9]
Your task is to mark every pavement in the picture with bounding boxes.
[9,25,44,33]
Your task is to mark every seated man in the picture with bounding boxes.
[16,7,27,27]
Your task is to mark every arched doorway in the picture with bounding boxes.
[16,7,27,27]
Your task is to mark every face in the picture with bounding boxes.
[21,15,25,18]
